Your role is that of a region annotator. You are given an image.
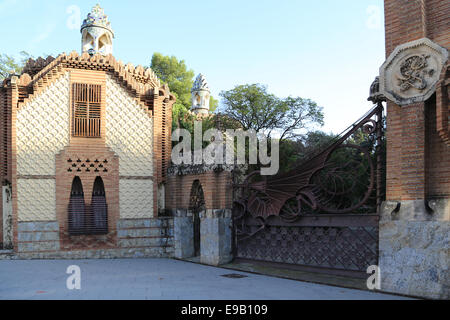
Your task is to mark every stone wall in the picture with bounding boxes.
[17,221,60,253]
[379,201,449,299]
[2,185,12,248]
[1,218,174,260]
[172,209,194,259]
[172,208,232,266]
[200,209,233,266]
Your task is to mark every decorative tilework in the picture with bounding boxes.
[119,180,153,219]
[105,75,153,177]
[16,73,70,175]
[17,179,56,221]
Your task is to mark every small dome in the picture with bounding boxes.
[192,74,210,93]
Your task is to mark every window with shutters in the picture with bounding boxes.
[68,176,86,235]
[91,177,108,235]
[68,176,108,236]
[72,83,102,138]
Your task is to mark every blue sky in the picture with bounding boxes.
[0,0,385,134]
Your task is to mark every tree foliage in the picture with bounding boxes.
[0,51,31,81]
[219,84,324,145]
[150,52,194,108]
[150,52,218,130]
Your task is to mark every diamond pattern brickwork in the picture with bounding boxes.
[16,73,70,175]
[17,179,56,221]
[119,180,153,219]
[105,75,153,177]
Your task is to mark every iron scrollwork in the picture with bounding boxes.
[233,104,384,241]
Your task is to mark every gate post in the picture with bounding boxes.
[200,209,233,266]
[2,184,13,249]
[378,2,449,299]
[173,209,195,259]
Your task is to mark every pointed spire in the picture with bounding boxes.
[191,73,211,115]
[191,73,210,93]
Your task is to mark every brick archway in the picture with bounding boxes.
[166,170,233,211]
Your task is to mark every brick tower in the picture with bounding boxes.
[379,0,449,299]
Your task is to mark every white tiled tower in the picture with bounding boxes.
[81,4,114,56]
[191,74,210,115]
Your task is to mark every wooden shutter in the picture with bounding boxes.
[72,83,101,138]
[91,177,108,235]
[68,177,86,235]
[68,176,108,235]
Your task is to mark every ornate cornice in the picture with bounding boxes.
[12,52,176,111]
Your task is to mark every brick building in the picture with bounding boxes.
[0,5,177,258]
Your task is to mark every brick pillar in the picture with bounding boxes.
[0,88,4,245]
[379,0,449,299]
[7,77,19,252]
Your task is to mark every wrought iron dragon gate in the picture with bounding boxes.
[233,102,385,277]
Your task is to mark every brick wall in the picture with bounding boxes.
[426,0,450,50]
[55,145,120,250]
[384,0,450,200]
[166,171,233,211]
[425,95,450,198]
[384,0,449,56]
[0,88,4,244]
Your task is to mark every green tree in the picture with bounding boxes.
[150,52,219,128]
[150,52,194,109]
[219,84,324,145]
[0,51,32,81]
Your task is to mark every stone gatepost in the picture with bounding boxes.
[200,209,233,266]
[173,209,195,259]
[379,201,449,299]
[2,185,13,249]
[378,37,449,299]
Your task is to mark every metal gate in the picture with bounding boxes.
[189,180,205,257]
[233,102,385,277]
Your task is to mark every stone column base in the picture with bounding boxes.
[379,200,450,299]
[200,209,233,266]
[173,209,195,259]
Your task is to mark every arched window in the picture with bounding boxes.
[195,93,201,106]
[68,177,86,235]
[91,177,108,235]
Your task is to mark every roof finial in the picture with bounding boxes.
[80,4,114,56]
[191,74,211,115]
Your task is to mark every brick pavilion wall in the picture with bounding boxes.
[0,66,175,259]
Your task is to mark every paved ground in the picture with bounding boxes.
[0,258,409,300]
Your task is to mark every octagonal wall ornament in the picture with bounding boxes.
[380,38,449,106]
